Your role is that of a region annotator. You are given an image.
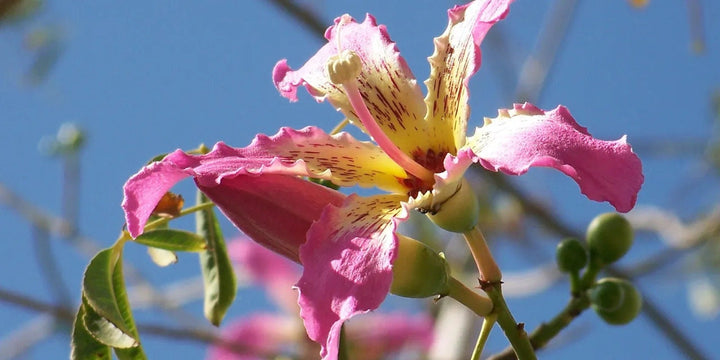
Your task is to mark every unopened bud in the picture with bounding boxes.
[426,178,479,233]
[390,234,450,298]
[591,277,642,325]
[586,213,633,265]
[555,238,588,273]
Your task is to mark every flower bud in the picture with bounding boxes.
[591,278,642,325]
[426,178,480,233]
[586,213,633,265]
[555,238,588,273]
[390,234,450,298]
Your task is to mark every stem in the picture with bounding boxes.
[446,277,493,317]
[569,271,581,295]
[462,225,533,359]
[472,314,497,360]
[485,284,537,360]
[487,295,591,360]
[463,225,502,282]
[141,202,215,232]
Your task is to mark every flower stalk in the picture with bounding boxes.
[484,283,537,360]
[446,276,493,317]
[463,225,502,282]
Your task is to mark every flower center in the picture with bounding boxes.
[326,50,436,185]
[400,148,449,196]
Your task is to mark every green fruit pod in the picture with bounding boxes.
[390,235,450,298]
[586,213,633,265]
[555,238,588,273]
[591,278,643,325]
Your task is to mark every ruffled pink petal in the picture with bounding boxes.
[296,194,409,360]
[122,126,407,239]
[228,238,300,312]
[466,103,643,212]
[425,0,514,151]
[346,312,434,359]
[273,15,439,156]
[206,314,298,360]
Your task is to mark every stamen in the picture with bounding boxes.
[327,51,435,183]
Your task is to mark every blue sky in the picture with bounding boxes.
[1,1,719,359]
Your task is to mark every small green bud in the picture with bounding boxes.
[586,213,633,265]
[591,278,642,325]
[555,238,588,273]
[589,278,624,311]
[426,178,480,233]
[390,235,450,298]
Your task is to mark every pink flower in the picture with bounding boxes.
[206,238,433,360]
[123,1,643,358]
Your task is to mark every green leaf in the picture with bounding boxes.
[71,301,112,360]
[111,253,147,360]
[82,248,138,345]
[196,192,237,326]
[133,229,207,252]
[114,342,147,360]
[82,296,137,349]
[147,247,178,267]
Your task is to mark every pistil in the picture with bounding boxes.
[327,50,435,183]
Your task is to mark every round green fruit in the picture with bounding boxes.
[591,278,642,325]
[555,238,588,273]
[586,213,633,265]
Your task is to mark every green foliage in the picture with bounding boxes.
[133,229,207,252]
[70,302,112,360]
[81,249,138,345]
[81,296,137,349]
[196,192,237,326]
[74,247,146,359]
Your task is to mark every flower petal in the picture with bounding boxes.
[236,127,409,192]
[200,174,345,263]
[466,103,643,212]
[123,161,346,261]
[296,194,408,360]
[273,15,440,156]
[122,126,408,239]
[425,0,513,151]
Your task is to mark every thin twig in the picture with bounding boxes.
[514,0,578,103]
[0,286,266,357]
[0,182,204,327]
[481,171,711,359]
[266,0,327,41]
